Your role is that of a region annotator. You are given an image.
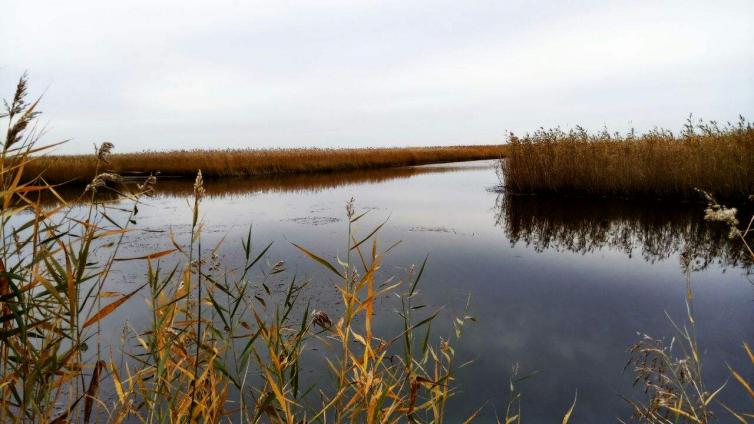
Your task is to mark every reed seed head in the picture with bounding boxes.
[312,310,332,328]
[96,141,115,164]
[137,173,158,196]
[193,169,205,201]
[700,189,741,239]
[85,172,121,193]
[345,197,355,219]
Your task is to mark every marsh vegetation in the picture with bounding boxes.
[2,76,754,423]
[500,120,754,201]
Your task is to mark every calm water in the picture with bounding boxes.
[66,160,754,422]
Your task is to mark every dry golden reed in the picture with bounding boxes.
[25,144,507,184]
[501,118,754,201]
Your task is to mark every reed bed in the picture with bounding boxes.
[500,119,754,201]
[24,144,506,184]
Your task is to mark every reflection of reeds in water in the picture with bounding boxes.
[496,194,753,269]
[40,162,492,205]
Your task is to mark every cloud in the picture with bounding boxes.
[2,0,753,152]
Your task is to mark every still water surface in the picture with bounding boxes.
[77,160,753,422]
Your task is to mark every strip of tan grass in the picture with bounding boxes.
[501,119,754,201]
[25,145,507,184]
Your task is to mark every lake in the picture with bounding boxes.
[63,160,753,422]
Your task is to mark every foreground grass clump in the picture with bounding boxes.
[24,144,507,184]
[0,75,480,423]
[624,193,754,423]
[500,119,754,201]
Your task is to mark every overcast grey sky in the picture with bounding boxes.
[2,0,753,153]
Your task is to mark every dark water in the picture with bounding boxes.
[61,160,754,422]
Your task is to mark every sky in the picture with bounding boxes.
[2,0,753,153]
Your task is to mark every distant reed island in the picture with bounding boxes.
[24,145,507,184]
[500,118,754,202]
